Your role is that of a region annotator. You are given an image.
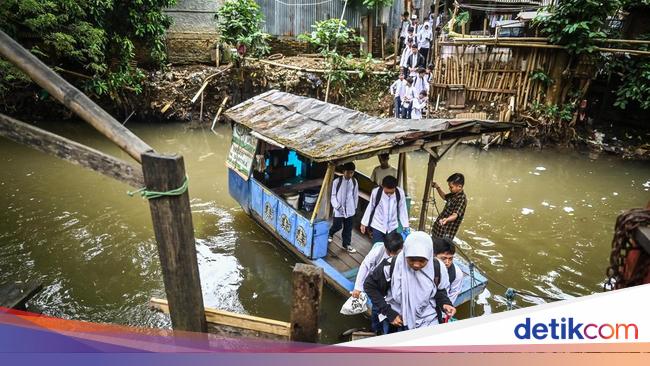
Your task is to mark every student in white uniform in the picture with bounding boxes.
[399,11,411,53]
[433,237,464,306]
[351,232,404,334]
[417,21,433,61]
[389,73,407,118]
[328,162,359,253]
[399,37,414,77]
[400,77,415,119]
[412,67,430,98]
[411,90,428,120]
[360,175,409,244]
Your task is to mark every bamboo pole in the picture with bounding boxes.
[311,163,334,224]
[0,30,152,163]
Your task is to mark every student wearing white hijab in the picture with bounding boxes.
[388,232,456,329]
[364,231,456,333]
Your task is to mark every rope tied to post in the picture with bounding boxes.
[127,176,189,199]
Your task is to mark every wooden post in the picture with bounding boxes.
[0,30,152,163]
[290,263,323,343]
[141,152,207,333]
[396,153,404,188]
[432,0,440,60]
[394,29,399,67]
[418,152,437,231]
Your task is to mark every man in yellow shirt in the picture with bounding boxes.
[370,154,397,186]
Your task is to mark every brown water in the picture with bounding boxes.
[1,120,648,342]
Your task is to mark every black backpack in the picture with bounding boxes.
[335,176,357,195]
[367,187,402,228]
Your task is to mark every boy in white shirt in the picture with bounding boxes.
[400,77,415,119]
[413,67,429,98]
[433,237,464,306]
[328,162,359,253]
[360,175,409,244]
[351,232,404,334]
[390,73,407,118]
[411,90,428,120]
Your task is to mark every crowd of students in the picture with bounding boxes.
[389,9,441,120]
[329,155,468,335]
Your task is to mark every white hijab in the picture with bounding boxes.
[387,231,449,329]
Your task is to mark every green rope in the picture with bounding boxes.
[128,176,189,200]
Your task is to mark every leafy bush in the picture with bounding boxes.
[298,18,363,56]
[216,0,270,57]
[534,0,619,55]
[0,0,176,100]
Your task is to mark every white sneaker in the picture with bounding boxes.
[346,247,357,254]
[328,236,333,243]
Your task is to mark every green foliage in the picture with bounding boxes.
[604,46,650,110]
[535,0,620,55]
[298,18,364,55]
[530,69,554,87]
[360,0,393,8]
[216,0,270,57]
[0,0,175,100]
[531,101,575,122]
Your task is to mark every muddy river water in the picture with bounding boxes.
[1,121,648,343]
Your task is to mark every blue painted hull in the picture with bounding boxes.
[228,168,487,307]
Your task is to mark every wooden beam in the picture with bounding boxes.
[0,281,43,309]
[150,298,291,340]
[290,263,323,343]
[0,114,144,187]
[141,152,207,333]
[0,30,152,163]
[418,152,438,231]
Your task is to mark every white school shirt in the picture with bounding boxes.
[361,186,409,234]
[331,177,358,218]
[390,79,407,99]
[448,264,464,305]
[400,20,410,39]
[353,242,389,292]
[401,85,415,106]
[417,27,432,49]
[411,97,426,119]
[413,75,429,97]
[399,47,412,69]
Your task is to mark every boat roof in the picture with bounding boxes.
[224,90,520,163]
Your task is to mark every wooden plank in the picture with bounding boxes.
[150,298,290,340]
[142,153,207,333]
[418,153,437,231]
[290,264,323,342]
[0,31,152,163]
[0,281,43,309]
[0,114,144,188]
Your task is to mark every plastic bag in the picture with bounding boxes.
[339,292,368,315]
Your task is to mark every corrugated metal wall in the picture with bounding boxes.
[256,0,366,37]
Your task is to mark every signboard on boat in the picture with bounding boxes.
[226,125,258,180]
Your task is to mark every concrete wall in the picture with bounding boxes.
[164,0,222,64]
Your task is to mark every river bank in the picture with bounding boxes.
[3,58,649,160]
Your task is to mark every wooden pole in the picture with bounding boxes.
[0,114,144,188]
[432,0,440,60]
[141,152,207,333]
[418,152,437,231]
[0,30,152,163]
[290,263,323,343]
[402,153,409,197]
[380,24,385,59]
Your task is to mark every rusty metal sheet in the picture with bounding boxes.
[224,90,518,162]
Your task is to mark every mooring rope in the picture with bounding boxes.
[127,176,189,200]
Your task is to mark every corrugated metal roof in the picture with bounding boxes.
[224,90,519,162]
[256,0,363,37]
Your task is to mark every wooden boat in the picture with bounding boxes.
[223,90,517,307]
